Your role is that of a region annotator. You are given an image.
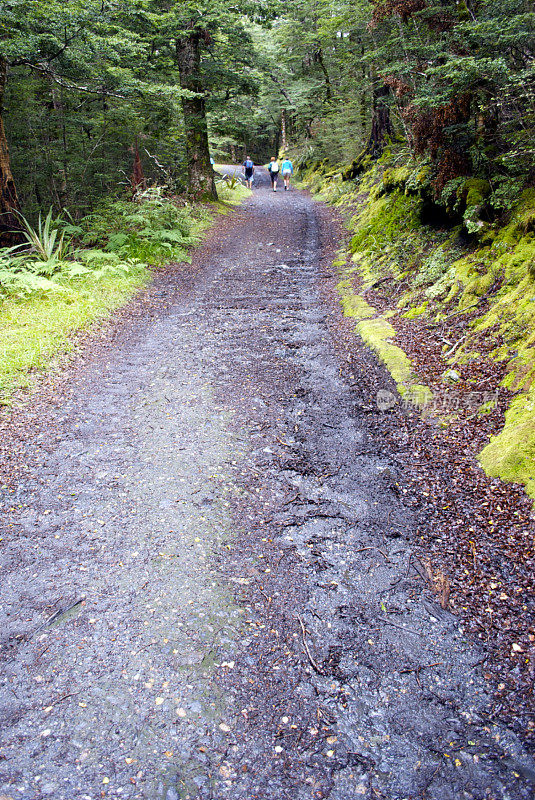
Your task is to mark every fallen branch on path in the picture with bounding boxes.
[44,691,81,710]
[355,546,391,562]
[35,596,86,635]
[376,616,423,636]
[296,614,324,675]
[280,493,300,508]
[399,661,441,674]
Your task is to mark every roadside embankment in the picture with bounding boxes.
[302,156,535,502]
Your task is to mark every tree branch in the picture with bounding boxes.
[21,62,128,98]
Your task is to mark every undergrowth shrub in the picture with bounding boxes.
[413,245,451,288]
[0,188,213,299]
[81,187,208,265]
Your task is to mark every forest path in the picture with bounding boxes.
[0,168,533,800]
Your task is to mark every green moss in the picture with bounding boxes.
[381,165,412,193]
[514,188,535,234]
[405,161,432,194]
[479,390,535,499]
[337,282,432,409]
[304,156,535,504]
[0,266,150,403]
[462,178,491,207]
[356,317,416,393]
[402,301,428,319]
[338,287,375,319]
[0,188,249,404]
[348,190,422,288]
[478,399,498,415]
[403,384,434,407]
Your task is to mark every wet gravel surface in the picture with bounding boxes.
[0,169,534,799]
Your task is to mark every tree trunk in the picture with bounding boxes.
[0,58,22,244]
[131,137,146,194]
[341,77,394,181]
[316,48,332,102]
[281,109,287,150]
[366,80,394,156]
[175,31,217,201]
[50,82,69,209]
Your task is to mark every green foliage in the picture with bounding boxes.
[16,208,70,271]
[309,154,535,497]
[413,246,451,289]
[216,172,245,190]
[253,0,535,199]
[0,190,213,302]
[0,186,240,401]
[0,258,150,403]
[80,190,208,265]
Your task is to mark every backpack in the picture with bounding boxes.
[245,159,253,170]
[271,161,279,172]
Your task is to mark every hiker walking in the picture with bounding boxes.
[243,156,255,189]
[281,157,293,190]
[268,157,280,191]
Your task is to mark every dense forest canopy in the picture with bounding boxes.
[0,0,533,234]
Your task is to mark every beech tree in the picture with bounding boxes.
[0,0,532,227]
[0,0,145,237]
[0,57,21,241]
[141,1,278,200]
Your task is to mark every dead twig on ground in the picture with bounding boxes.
[44,691,81,710]
[400,661,442,674]
[281,493,300,508]
[296,614,324,675]
[276,437,294,448]
[355,546,391,562]
[35,596,86,635]
[377,616,424,636]
[259,589,272,604]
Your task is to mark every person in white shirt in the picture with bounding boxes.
[268,157,279,192]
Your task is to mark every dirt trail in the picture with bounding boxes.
[0,168,533,799]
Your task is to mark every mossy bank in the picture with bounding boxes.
[302,155,535,501]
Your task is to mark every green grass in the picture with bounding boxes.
[0,184,248,404]
[0,265,149,403]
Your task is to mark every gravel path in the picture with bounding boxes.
[0,169,533,799]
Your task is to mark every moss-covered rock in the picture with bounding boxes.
[342,152,373,181]
[380,165,412,194]
[458,178,492,233]
[402,301,428,319]
[479,391,535,500]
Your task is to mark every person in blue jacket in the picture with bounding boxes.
[242,156,255,188]
[281,157,293,191]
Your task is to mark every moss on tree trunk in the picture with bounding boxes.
[176,31,217,202]
[0,58,23,244]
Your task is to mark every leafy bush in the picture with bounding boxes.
[0,188,217,299]
[18,208,68,263]
[215,171,244,190]
[81,188,206,265]
[214,173,250,204]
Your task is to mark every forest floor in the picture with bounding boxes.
[0,168,534,800]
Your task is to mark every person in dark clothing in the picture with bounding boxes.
[243,156,255,188]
